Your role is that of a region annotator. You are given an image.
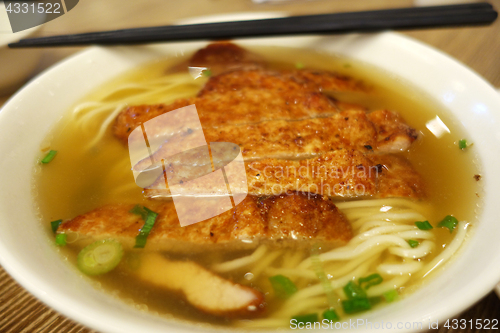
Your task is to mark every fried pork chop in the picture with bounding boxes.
[58,192,352,252]
[188,41,265,75]
[144,150,424,200]
[65,42,425,251]
[130,108,417,176]
[113,68,369,144]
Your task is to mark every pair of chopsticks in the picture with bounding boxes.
[8,2,498,48]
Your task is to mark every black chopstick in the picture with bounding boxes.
[8,3,498,48]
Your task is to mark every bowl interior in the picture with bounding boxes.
[0,29,500,333]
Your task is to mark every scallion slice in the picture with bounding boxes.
[311,246,336,307]
[415,221,433,230]
[458,139,468,150]
[129,204,148,220]
[203,69,212,77]
[342,298,371,314]
[131,205,159,248]
[408,239,419,248]
[343,281,367,299]
[292,313,318,324]
[383,289,399,302]
[358,273,383,290]
[77,239,123,275]
[50,219,62,233]
[438,215,459,233]
[41,150,58,164]
[55,234,67,246]
[269,274,297,299]
[322,308,340,322]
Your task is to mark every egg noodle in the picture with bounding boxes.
[232,199,468,328]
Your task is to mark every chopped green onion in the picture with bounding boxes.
[134,207,159,248]
[50,219,62,233]
[343,281,367,299]
[415,221,433,230]
[358,273,383,290]
[269,275,298,299]
[408,239,419,248]
[129,204,148,220]
[135,236,148,248]
[55,234,67,246]
[130,205,159,248]
[322,308,340,322]
[292,313,318,324]
[458,139,468,150]
[342,298,371,314]
[437,215,459,233]
[311,245,336,306]
[41,150,58,164]
[203,69,212,77]
[383,289,399,303]
[295,62,304,69]
[77,239,123,275]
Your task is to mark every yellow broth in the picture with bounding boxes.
[33,46,481,327]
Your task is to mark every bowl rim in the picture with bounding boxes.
[1,13,500,333]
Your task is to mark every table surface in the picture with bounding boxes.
[1,0,500,332]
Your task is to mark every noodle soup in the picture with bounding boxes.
[34,44,481,328]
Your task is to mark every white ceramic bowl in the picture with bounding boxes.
[0,2,44,95]
[1,14,500,333]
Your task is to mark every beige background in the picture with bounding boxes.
[0,0,499,332]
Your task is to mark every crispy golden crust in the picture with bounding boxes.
[58,192,352,250]
[189,42,365,92]
[368,110,419,153]
[371,154,426,199]
[244,150,377,198]
[189,42,265,75]
[195,73,338,126]
[260,193,352,243]
[144,150,425,200]
[197,68,364,97]
[131,108,417,174]
[113,67,369,145]
[114,47,416,159]
[212,110,378,160]
[113,99,194,147]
